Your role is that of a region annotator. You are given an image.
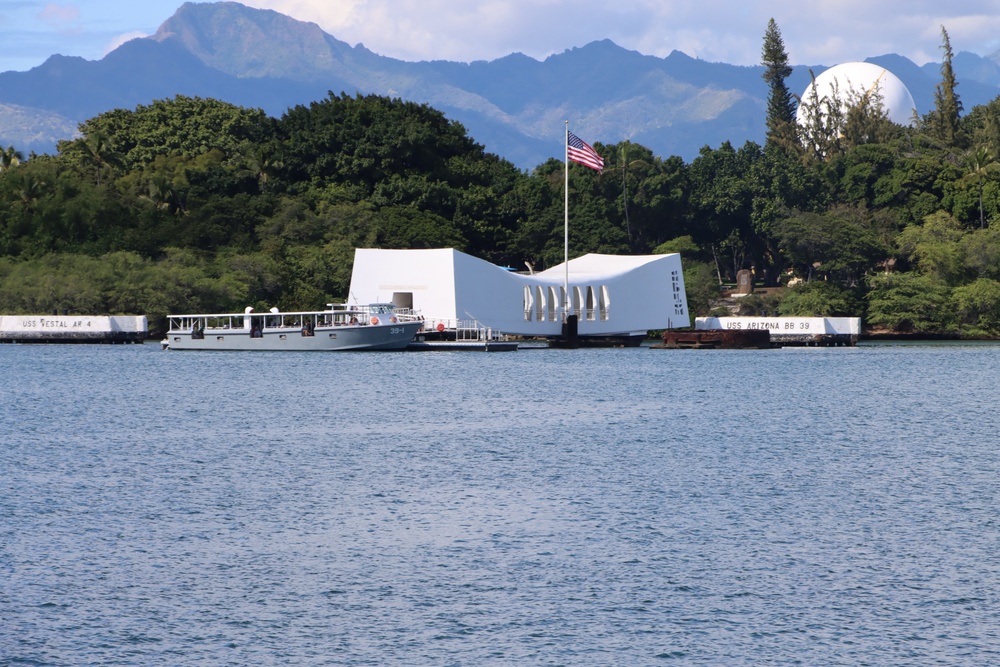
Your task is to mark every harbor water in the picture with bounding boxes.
[3,342,1000,665]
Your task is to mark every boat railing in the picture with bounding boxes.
[168,304,423,334]
[388,307,423,323]
[162,306,505,342]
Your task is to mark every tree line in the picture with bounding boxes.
[1,23,999,337]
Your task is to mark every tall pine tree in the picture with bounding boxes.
[929,25,963,148]
[761,19,799,154]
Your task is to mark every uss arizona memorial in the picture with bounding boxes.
[348,248,689,341]
[347,63,917,345]
[348,248,860,347]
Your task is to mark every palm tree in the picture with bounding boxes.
[619,141,648,244]
[145,175,177,212]
[965,146,996,229]
[13,171,46,216]
[238,143,284,190]
[82,131,114,185]
[0,145,23,172]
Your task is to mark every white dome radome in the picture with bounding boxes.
[796,61,917,127]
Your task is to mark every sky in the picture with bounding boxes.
[4,0,1000,74]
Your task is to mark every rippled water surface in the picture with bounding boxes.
[3,342,1000,665]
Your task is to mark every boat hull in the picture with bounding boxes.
[167,321,422,351]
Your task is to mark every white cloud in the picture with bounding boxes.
[38,2,81,28]
[238,0,1000,66]
[103,30,147,56]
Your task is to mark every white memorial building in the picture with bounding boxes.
[348,248,689,340]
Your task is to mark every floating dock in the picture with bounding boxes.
[406,320,518,351]
[0,315,147,344]
[406,340,519,352]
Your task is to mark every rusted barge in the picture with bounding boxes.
[653,329,772,349]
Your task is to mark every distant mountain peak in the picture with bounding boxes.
[2,0,1000,168]
[152,1,353,81]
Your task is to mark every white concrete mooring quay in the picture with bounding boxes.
[0,315,147,344]
[696,316,860,346]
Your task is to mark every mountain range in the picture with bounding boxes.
[3,1,1000,171]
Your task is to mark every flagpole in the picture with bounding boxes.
[564,120,569,322]
[562,127,601,348]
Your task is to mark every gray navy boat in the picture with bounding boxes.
[165,303,422,351]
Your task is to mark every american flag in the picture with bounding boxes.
[567,131,604,172]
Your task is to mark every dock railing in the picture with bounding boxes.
[455,319,499,342]
[387,307,507,342]
[412,314,505,342]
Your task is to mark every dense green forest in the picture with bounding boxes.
[3,24,1000,337]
